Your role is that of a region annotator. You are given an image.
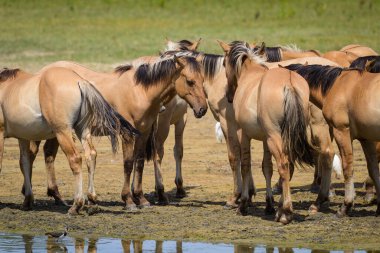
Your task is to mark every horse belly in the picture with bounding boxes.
[2,85,55,140]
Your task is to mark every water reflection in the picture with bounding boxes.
[0,233,373,253]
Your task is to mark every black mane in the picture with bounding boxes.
[252,46,281,62]
[201,53,223,80]
[284,64,344,95]
[134,56,201,87]
[177,40,194,50]
[228,41,251,72]
[349,56,380,73]
[0,68,20,82]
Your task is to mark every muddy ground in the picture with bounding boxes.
[0,110,379,250]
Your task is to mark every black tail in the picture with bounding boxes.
[76,80,140,154]
[281,86,314,167]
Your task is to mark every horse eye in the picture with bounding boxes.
[186,80,195,86]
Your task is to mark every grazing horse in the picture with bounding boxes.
[219,41,314,224]
[0,67,138,214]
[24,54,208,210]
[340,44,378,57]
[285,63,380,216]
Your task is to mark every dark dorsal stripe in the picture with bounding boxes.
[350,56,380,73]
[201,53,223,80]
[0,68,20,82]
[114,64,133,75]
[285,64,344,95]
[134,57,201,88]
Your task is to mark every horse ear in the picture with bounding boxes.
[256,42,266,55]
[217,40,230,53]
[190,38,202,51]
[174,55,186,69]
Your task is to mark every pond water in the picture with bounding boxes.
[0,233,375,253]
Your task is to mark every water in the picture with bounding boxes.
[0,233,375,253]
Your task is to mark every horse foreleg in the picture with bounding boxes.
[81,130,97,205]
[333,127,354,217]
[359,140,380,215]
[174,113,187,198]
[154,116,171,205]
[236,131,251,215]
[43,138,67,206]
[262,141,275,214]
[220,118,241,208]
[132,134,150,208]
[56,130,84,215]
[19,139,34,210]
[267,134,293,224]
[121,137,137,211]
[0,130,4,174]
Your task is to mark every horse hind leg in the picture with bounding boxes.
[56,130,84,215]
[21,141,40,196]
[43,138,68,206]
[80,129,98,205]
[121,138,137,211]
[359,140,380,216]
[19,139,34,210]
[262,141,275,214]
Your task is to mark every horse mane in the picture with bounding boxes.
[0,68,20,82]
[349,56,380,73]
[228,41,267,76]
[134,56,201,87]
[201,53,224,80]
[284,64,344,95]
[114,64,133,75]
[252,45,281,62]
[165,39,195,51]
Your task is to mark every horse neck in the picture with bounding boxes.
[239,61,267,80]
[309,88,325,109]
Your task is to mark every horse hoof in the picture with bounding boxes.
[279,214,292,225]
[68,207,80,216]
[336,209,346,218]
[157,197,169,206]
[308,204,319,215]
[265,205,276,215]
[124,204,138,212]
[21,205,33,211]
[236,206,247,216]
[176,189,187,198]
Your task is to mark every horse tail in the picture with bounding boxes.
[281,85,314,167]
[215,122,224,143]
[76,80,139,154]
[145,121,156,161]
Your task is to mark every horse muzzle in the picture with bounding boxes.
[194,107,207,118]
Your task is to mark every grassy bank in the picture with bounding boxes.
[0,0,379,70]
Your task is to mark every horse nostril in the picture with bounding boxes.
[199,107,207,116]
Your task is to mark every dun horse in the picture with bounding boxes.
[219,41,314,224]
[285,63,380,216]
[0,67,138,214]
[22,53,208,210]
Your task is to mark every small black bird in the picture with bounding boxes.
[45,226,68,241]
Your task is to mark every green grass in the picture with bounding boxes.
[0,0,379,69]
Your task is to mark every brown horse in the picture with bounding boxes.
[340,44,378,57]
[0,67,138,214]
[23,53,208,210]
[219,40,314,224]
[285,63,380,216]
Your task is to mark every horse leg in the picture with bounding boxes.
[0,130,4,174]
[359,140,380,215]
[132,134,151,208]
[154,118,170,205]
[21,141,40,196]
[174,112,187,198]
[43,138,67,206]
[310,152,321,193]
[56,130,84,215]
[220,118,242,208]
[266,134,293,224]
[262,141,275,214]
[80,130,98,205]
[364,176,375,204]
[236,131,251,215]
[333,128,354,217]
[121,137,137,211]
[19,139,34,210]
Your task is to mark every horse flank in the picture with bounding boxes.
[0,68,20,82]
